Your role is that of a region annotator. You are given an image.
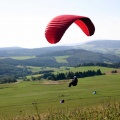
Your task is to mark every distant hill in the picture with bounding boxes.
[0,40,120,57]
[0,46,73,56]
[78,40,120,56]
[38,49,120,66]
[0,40,120,67]
[1,48,120,67]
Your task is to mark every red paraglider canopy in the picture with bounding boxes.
[45,15,95,44]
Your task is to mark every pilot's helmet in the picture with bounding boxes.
[74,76,77,78]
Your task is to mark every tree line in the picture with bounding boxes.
[0,76,17,84]
[0,63,32,84]
[41,69,103,81]
[76,62,120,68]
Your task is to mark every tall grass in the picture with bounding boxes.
[6,98,120,120]
[44,100,120,120]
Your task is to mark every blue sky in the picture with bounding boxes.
[0,0,120,48]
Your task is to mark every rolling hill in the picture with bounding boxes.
[38,49,120,66]
[0,40,120,57]
[0,40,120,67]
[0,48,120,67]
[77,40,120,56]
[0,46,73,56]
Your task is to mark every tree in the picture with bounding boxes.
[96,69,102,75]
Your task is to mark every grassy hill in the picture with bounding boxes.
[0,67,119,119]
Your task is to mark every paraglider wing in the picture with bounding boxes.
[45,15,95,44]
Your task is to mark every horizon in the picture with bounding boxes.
[0,39,120,49]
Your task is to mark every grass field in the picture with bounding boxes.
[0,56,36,60]
[0,69,120,119]
[53,66,118,75]
[25,66,118,81]
[55,56,69,63]
[27,65,118,74]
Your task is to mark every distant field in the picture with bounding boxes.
[55,55,69,63]
[28,66,117,73]
[0,56,36,60]
[11,56,36,60]
[26,66,120,79]
[0,73,120,119]
[27,66,61,72]
[53,66,118,74]
[115,49,120,57]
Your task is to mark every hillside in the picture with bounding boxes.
[0,46,73,56]
[0,40,120,67]
[0,73,120,119]
[78,40,120,56]
[0,40,120,57]
[38,49,120,66]
[1,49,120,67]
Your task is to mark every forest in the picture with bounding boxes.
[0,62,31,84]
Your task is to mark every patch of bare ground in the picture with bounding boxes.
[14,81,21,84]
[41,80,70,85]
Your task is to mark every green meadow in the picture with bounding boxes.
[55,56,69,63]
[0,66,120,119]
[25,66,116,81]
[0,56,36,60]
[27,65,116,74]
